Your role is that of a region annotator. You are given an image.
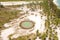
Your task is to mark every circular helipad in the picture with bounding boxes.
[20,20,35,29]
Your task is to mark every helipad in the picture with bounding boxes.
[20,20,35,29]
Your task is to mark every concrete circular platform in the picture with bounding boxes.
[20,20,35,29]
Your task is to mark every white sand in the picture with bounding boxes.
[0,1,42,6]
[27,10,46,33]
[0,1,30,6]
[55,27,60,40]
[53,0,59,6]
[1,27,15,40]
[0,1,47,40]
[35,37,41,40]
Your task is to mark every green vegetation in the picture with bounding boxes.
[15,37,27,40]
[41,33,47,40]
[0,0,20,1]
[0,0,60,40]
[42,0,59,40]
[9,34,36,40]
[9,0,60,40]
[0,7,19,29]
[0,0,41,2]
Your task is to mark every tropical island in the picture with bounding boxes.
[0,0,60,40]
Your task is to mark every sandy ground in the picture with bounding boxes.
[1,3,46,40]
[55,27,60,40]
[0,1,42,6]
[35,37,41,40]
[1,1,57,40]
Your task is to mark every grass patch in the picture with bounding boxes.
[0,0,41,2]
[0,8,19,29]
